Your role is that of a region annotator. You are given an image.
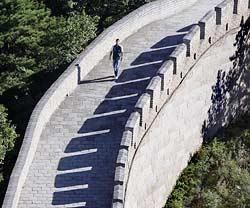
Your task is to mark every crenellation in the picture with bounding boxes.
[113,184,124,201]
[183,25,201,63]
[158,60,174,94]
[169,43,187,75]
[234,0,249,15]
[125,112,141,148]
[146,76,162,113]
[114,166,126,183]
[215,0,234,32]
[116,149,128,165]
[112,202,123,208]
[6,0,203,206]
[121,131,132,148]
[135,93,151,130]
[199,10,217,50]
[114,0,248,207]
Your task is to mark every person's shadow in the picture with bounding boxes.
[52,24,193,207]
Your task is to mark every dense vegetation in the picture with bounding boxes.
[41,0,152,31]
[165,115,250,208]
[0,105,17,183]
[0,0,152,204]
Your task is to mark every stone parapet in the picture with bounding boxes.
[111,0,249,207]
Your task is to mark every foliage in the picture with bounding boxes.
[165,116,250,208]
[0,0,97,94]
[230,17,250,68]
[40,0,154,31]
[0,105,17,182]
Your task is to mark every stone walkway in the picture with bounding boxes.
[18,0,222,207]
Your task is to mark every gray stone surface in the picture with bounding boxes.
[124,28,239,208]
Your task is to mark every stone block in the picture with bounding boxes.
[169,43,187,75]
[146,76,162,113]
[157,60,174,92]
[215,0,234,32]
[114,166,125,182]
[183,25,201,60]
[125,112,141,147]
[117,149,128,165]
[135,93,151,129]
[199,10,216,49]
[113,184,124,201]
[121,130,132,147]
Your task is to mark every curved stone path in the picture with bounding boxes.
[18,0,223,207]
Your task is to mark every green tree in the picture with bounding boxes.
[0,0,97,94]
[40,0,154,31]
[0,0,51,93]
[40,0,75,16]
[0,105,17,182]
[42,13,98,71]
[80,0,153,30]
[165,120,250,208]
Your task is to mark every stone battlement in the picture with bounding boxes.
[112,0,249,207]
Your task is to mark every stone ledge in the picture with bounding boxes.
[158,60,174,91]
[115,166,126,183]
[112,201,123,208]
[113,184,124,201]
[146,76,162,112]
[121,131,132,147]
[117,149,128,165]
[125,112,140,133]
[169,43,188,75]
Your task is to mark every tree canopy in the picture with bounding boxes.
[0,0,97,94]
[40,0,152,30]
[0,105,17,181]
[165,116,250,208]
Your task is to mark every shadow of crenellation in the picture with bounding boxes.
[203,17,250,141]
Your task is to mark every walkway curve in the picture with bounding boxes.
[124,28,239,208]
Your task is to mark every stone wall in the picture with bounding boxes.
[2,0,201,207]
[111,0,250,207]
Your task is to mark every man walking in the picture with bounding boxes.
[110,39,123,79]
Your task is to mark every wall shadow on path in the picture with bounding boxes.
[202,18,250,141]
[79,76,115,84]
[52,25,191,207]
